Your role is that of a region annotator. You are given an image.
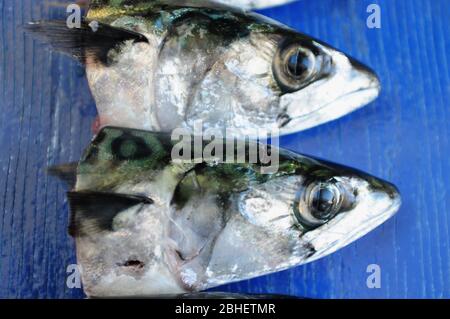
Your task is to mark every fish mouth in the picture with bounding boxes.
[281,83,380,135]
[301,184,401,263]
[279,56,381,135]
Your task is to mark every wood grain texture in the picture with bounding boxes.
[0,0,448,298]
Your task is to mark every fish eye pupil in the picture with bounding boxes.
[311,185,336,219]
[286,49,313,78]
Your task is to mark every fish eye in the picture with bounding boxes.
[294,180,343,229]
[273,41,321,93]
[309,183,341,220]
[286,47,315,79]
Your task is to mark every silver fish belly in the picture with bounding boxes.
[27,0,380,136]
[215,0,298,9]
[54,127,400,297]
[78,0,298,10]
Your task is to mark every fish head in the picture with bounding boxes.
[160,10,380,135]
[210,22,381,133]
[294,160,400,262]
[165,146,400,289]
[223,155,401,275]
[269,33,381,134]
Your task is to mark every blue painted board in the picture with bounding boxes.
[0,0,448,298]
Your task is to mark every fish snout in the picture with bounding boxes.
[278,53,381,135]
[347,55,381,99]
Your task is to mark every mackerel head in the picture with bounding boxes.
[52,127,400,297]
[27,0,380,136]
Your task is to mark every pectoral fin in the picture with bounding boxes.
[67,191,153,237]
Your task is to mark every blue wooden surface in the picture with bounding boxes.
[0,0,448,298]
